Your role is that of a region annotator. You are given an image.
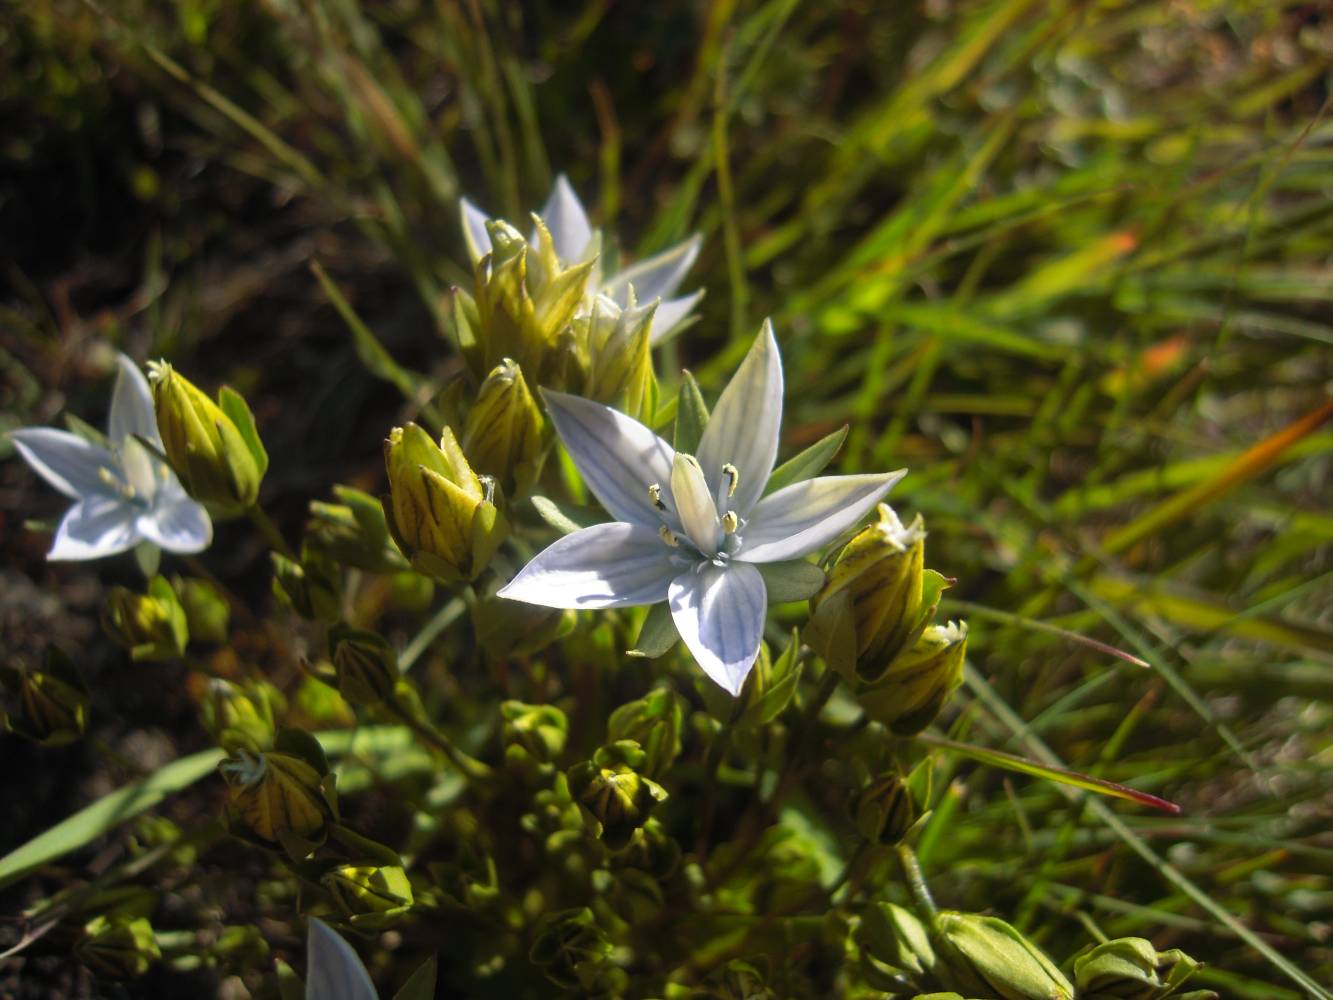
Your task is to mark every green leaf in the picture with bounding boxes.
[529,495,604,535]
[628,603,679,658]
[63,412,109,448]
[806,590,857,682]
[756,560,826,603]
[218,385,269,477]
[393,956,438,1000]
[915,734,1180,814]
[764,426,848,495]
[0,747,224,890]
[674,371,710,454]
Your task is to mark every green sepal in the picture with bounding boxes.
[673,370,710,454]
[764,424,848,495]
[218,385,269,477]
[628,603,679,658]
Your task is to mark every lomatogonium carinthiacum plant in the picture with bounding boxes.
[499,320,906,695]
[8,353,212,561]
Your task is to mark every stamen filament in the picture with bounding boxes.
[722,463,739,498]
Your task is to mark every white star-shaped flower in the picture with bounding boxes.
[9,354,212,560]
[461,174,704,342]
[499,321,905,695]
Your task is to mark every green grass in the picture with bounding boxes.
[2,0,1330,995]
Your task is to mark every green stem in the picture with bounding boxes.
[387,697,492,783]
[695,721,734,857]
[247,504,296,561]
[400,596,467,671]
[896,843,939,924]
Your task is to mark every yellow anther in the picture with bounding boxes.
[722,463,739,498]
[658,525,680,547]
[98,467,136,501]
[721,511,739,534]
[648,483,666,510]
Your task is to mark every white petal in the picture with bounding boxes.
[604,234,702,305]
[537,175,593,263]
[739,471,906,563]
[48,495,141,560]
[648,290,704,344]
[305,918,377,1000]
[669,562,767,697]
[9,427,118,500]
[542,388,676,528]
[109,353,159,447]
[460,197,494,265]
[139,494,212,554]
[697,319,783,516]
[670,453,720,556]
[498,522,677,609]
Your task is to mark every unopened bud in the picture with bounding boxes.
[219,740,336,858]
[202,678,283,752]
[305,485,408,573]
[148,361,266,516]
[852,773,918,845]
[858,621,968,735]
[567,740,668,851]
[858,902,937,981]
[1,648,89,746]
[462,358,544,498]
[383,423,508,583]
[272,546,341,623]
[816,504,926,682]
[700,959,776,999]
[76,915,160,979]
[501,700,568,765]
[528,907,613,990]
[328,624,398,706]
[932,911,1073,1000]
[171,576,230,644]
[322,864,414,930]
[102,576,188,662]
[1074,937,1214,1000]
[606,688,683,778]
[577,294,656,417]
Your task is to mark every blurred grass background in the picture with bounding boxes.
[1,0,1330,995]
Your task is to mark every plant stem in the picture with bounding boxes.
[896,843,938,924]
[387,698,492,783]
[400,596,467,670]
[695,721,733,857]
[247,504,296,561]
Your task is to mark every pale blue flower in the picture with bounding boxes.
[305,918,376,1000]
[460,174,704,342]
[499,321,905,695]
[8,354,212,560]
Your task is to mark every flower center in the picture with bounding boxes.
[647,455,743,565]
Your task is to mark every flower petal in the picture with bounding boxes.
[542,388,676,528]
[669,561,767,697]
[48,495,141,560]
[139,494,212,554]
[306,918,377,1000]
[739,471,906,563]
[460,197,493,264]
[604,234,702,305]
[648,290,704,344]
[670,453,720,555]
[9,427,118,500]
[697,319,783,516]
[109,353,159,448]
[537,175,593,263]
[498,522,677,609]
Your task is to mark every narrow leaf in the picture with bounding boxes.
[764,425,848,495]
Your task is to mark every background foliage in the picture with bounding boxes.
[1,0,1330,997]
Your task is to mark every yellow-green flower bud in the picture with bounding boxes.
[201,678,283,752]
[305,486,408,574]
[1073,937,1213,1000]
[815,504,926,682]
[328,624,398,706]
[852,772,919,845]
[698,959,776,999]
[383,423,509,583]
[271,546,341,623]
[102,576,188,662]
[219,744,336,858]
[567,740,668,851]
[611,817,680,880]
[501,700,568,765]
[171,576,230,644]
[606,688,683,778]
[321,864,414,930]
[75,915,160,979]
[577,293,656,418]
[462,358,545,499]
[858,901,937,981]
[931,911,1074,1000]
[858,621,968,736]
[147,361,266,517]
[528,907,613,991]
[1,648,89,747]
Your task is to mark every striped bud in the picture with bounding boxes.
[858,621,968,736]
[328,624,398,706]
[462,358,544,499]
[567,741,668,851]
[102,576,188,662]
[76,915,160,980]
[322,864,414,930]
[852,772,918,845]
[1,648,89,747]
[219,742,336,858]
[932,911,1074,1000]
